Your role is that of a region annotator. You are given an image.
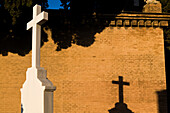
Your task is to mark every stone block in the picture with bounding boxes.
[152,21,159,27]
[145,20,152,26]
[159,21,169,27]
[138,20,145,26]
[110,20,116,26]
[143,1,162,13]
[131,20,138,26]
[116,20,123,26]
[123,20,130,26]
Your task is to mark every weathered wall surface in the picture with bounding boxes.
[0,26,167,113]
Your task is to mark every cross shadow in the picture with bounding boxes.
[108,76,134,113]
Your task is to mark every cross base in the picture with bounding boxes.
[108,103,134,113]
[21,67,56,113]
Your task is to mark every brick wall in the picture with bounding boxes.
[0,26,167,113]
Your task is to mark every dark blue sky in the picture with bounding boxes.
[48,0,63,9]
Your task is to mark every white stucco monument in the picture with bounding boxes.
[21,4,56,113]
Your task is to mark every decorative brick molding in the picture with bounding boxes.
[109,13,170,27]
[110,19,168,27]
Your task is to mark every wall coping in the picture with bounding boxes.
[97,12,170,27]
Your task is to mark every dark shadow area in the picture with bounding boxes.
[164,45,170,113]
[0,25,47,56]
[70,0,145,14]
[164,25,170,112]
[157,90,168,113]
[0,0,145,56]
[108,76,134,113]
[108,103,134,113]
[46,0,145,51]
[46,9,109,51]
[0,4,48,56]
[21,104,23,113]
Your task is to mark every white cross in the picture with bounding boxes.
[27,4,48,68]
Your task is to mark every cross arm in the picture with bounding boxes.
[112,81,119,84]
[112,80,130,85]
[27,11,48,30]
[123,82,130,86]
[37,11,48,25]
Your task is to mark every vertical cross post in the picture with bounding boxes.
[112,76,130,103]
[27,4,48,68]
[21,5,56,113]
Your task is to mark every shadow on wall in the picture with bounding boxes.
[108,76,134,113]
[46,0,145,51]
[0,11,109,56]
[157,90,168,113]
[47,10,109,51]
[164,46,170,112]
[0,7,48,56]
[0,0,145,56]
[0,28,48,56]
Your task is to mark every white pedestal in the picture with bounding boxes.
[21,67,56,113]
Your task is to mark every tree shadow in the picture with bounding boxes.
[108,76,134,113]
[0,0,145,56]
[46,9,109,51]
[0,6,48,56]
[156,90,168,113]
[47,0,145,51]
[0,28,48,56]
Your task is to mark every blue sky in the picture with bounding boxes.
[48,0,63,9]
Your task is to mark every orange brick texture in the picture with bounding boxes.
[0,26,167,113]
